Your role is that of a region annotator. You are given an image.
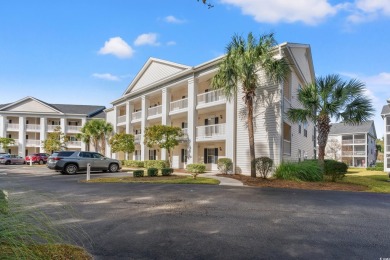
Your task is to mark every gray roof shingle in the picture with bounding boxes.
[329,120,375,136]
[381,104,390,116]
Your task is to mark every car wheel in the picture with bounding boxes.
[64,164,78,175]
[39,160,43,165]
[5,161,10,165]
[108,163,119,173]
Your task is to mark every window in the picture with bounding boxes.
[182,122,188,129]
[303,122,308,137]
[26,120,29,124]
[298,149,301,162]
[80,152,91,158]
[204,148,218,164]
[181,149,187,163]
[26,135,28,140]
[149,150,157,160]
[8,119,12,123]
[298,124,301,134]
[92,153,104,159]
[283,123,291,155]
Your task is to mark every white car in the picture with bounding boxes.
[0,154,26,165]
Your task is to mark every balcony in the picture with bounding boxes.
[170,98,188,114]
[67,125,82,132]
[148,105,162,118]
[283,140,291,155]
[342,151,353,156]
[178,128,188,142]
[132,111,142,122]
[48,125,61,132]
[342,139,353,145]
[197,89,225,108]
[26,124,41,131]
[354,139,365,144]
[134,134,141,144]
[387,125,390,132]
[117,115,126,124]
[354,151,366,156]
[196,124,226,141]
[67,141,82,147]
[6,123,19,131]
[26,139,41,147]
[9,139,18,146]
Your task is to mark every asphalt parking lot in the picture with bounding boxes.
[1,165,390,259]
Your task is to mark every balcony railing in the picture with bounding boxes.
[342,151,353,156]
[178,128,188,141]
[197,89,225,105]
[6,123,19,131]
[148,105,162,117]
[117,115,126,124]
[354,139,365,144]
[47,125,60,131]
[283,140,291,155]
[354,151,366,156]
[26,139,41,146]
[196,124,226,139]
[67,141,82,147]
[387,125,390,132]
[26,124,41,131]
[342,139,353,144]
[170,98,188,112]
[134,134,141,144]
[132,111,142,121]
[67,125,82,132]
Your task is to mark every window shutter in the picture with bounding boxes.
[215,148,218,160]
[205,119,209,125]
[204,148,207,164]
[215,117,219,124]
[181,149,184,163]
[154,150,157,160]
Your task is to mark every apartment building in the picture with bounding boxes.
[327,121,377,168]
[381,100,390,172]
[105,42,316,174]
[0,96,105,156]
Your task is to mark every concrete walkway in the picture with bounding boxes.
[202,172,244,186]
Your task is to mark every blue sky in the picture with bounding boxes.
[0,0,389,137]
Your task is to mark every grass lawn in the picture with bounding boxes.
[85,175,220,185]
[341,168,390,193]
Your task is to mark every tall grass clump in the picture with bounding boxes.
[0,190,92,259]
[274,160,323,182]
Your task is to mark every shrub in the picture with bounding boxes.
[254,157,273,179]
[147,168,159,177]
[274,160,323,182]
[133,170,144,177]
[376,162,384,168]
[186,163,206,173]
[323,160,348,182]
[144,160,169,169]
[161,168,174,176]
[217,158,233,174]
[123,160,144,168]
[367,162,384,171]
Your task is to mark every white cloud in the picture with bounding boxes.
[98,37,134,58]
[92,73,120,81]
[166,41,176,46]
[134,33,160,46]
[219,0,339,25]
[346,0,390,23]
[164,15,185,23]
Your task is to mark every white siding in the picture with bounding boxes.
[6,99,57,113]
[288,47,312,84]
[129,61,186,93]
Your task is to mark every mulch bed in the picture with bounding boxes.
[217,174,368,192]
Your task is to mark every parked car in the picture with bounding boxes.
[25,153,50,164]
[0,154,26,165]
[47,151,121,174]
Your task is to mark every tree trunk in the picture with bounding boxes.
[317,114,331,162]
[167,149,172,168]
[247,97,256,177]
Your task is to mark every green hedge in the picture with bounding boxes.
[144,160,169,169]
[161,168,174,176]
[147,168,159,177]
[186,163,206,173]
[254,157,273,179]
[323,160,348,182]
[274,160,323,182]
[123,160,144,168]
[367,162,384,171]
[133,170,144,177]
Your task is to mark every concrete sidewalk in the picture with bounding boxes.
[174,171,244,186]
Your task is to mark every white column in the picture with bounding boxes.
[385,116,389,172]
[161,88,171,160]
[60,118,66,134]
[39,117,47,153]
[187,77,198,164]
[141,96,149,161]
[126,101,133,134]
[225,95,236,173]
[81,118,87,151]
[19,116,26,157]
[0,116,5,152]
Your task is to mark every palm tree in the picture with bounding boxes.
[99,122,113,155]
[79,119,113,153]
[212,32,290,177]
[287,74,374,162]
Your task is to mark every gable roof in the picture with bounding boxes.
[381,101,390,116]
[122,57,191,95]
[0,96,105,117]
[329,120,376,137]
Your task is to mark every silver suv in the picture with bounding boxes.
[47,151,121,174]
